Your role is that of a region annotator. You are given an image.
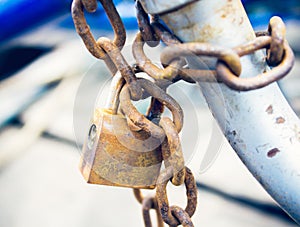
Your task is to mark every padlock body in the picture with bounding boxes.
[80,108,163,189]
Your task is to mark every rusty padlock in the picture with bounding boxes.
[79,72,163,189]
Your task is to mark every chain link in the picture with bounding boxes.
[133,189,165,227]
[72,0,295,226]
[267,16,286,66]
[119,78,184,139]
[216,36,294,91]
[156,166,197,226]
[170,206,195,227]
[133,32,185,80]
[159,117,186,186]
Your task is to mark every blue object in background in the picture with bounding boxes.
[0,0,72,43]
[1,0,299,44]
[242,0,300,29]
[0,0,132,44]
[59,1,138,31]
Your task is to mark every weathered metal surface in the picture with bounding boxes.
[216,36,294,91]
[133,32,184,80]
[170,206,195,227]
[97,37,142,100]
[119,78,184,138]
[138,0,198,14]
[72,0,126,73]
[151,0,300,223]
[267,16,286,66]
[79,72,163,189]
[79,107,163,189]
[133,189,164,227]
[156,167,197,226]
[161,42,242,76]
[72,0,126,58]
[159,117,186,186]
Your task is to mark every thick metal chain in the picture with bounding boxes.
[72,0,295,226]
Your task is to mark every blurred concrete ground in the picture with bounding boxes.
[0,16,300,227]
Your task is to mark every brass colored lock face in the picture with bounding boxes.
[80,108,163,189]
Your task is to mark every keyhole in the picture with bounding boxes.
[87,124,97,149]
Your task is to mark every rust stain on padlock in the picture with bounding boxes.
[79,108,163,189]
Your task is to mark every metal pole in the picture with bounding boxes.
[140,0,300,223]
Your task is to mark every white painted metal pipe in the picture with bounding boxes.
[140,0,300,223]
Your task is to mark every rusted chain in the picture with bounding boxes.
[233,35,272,56]
[179,68,218,83]
[159,117,186,186]
[142,196,164,227]
[156,167,197,226]
[71,0,126,59]
[216,36,294,91]
[267,16,286,66]
[171,206,195,227]
[151,22,222,83]
[133,32,185,80]
[119,78,184,138]
[161,42,242,76]
[133,189,164,227]
[81,0,97,12]
[133,22,216,83]
[97,37,142,100]
[135,1,159,47]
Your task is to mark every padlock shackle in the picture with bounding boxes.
[105,71,125,114]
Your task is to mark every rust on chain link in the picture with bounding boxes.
[159,117,186,186]
[171,206,195,227]
[156,167,197,226]
[71,0,126,67]
[133,21,216,83]
[152,22,218,83]
[119,78,184,138]
[179,68,218,83]
[133,32,185,80]
[161,42,242,76]
[135,1,159,47]
[97,37,142,100]
[233,36,272,56]
[133,189,164,227]
[267,16,286,66]
[142,196,164,227]
[216,36,295,91]
[81,0,97,12]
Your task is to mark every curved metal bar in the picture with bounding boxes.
[144,0,300,223]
